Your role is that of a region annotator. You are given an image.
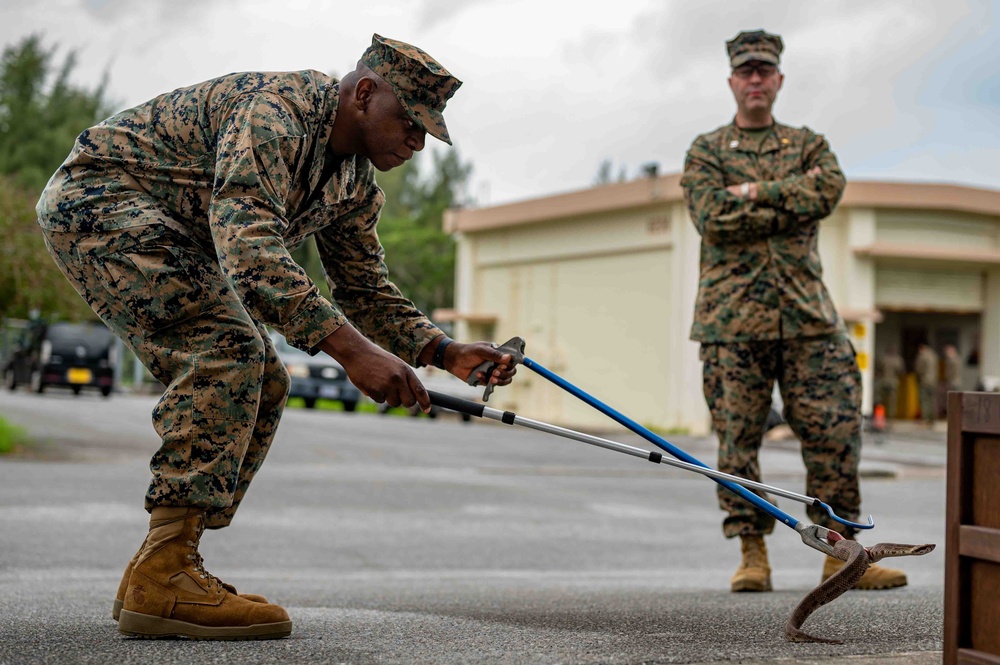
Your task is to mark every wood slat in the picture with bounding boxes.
[959,648,1000,665]
[961,393,1000,434]
[960,526,1000,563]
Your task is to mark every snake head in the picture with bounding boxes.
[866,542,936,562]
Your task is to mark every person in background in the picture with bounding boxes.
[875,345,905,421]
[943,344,962,394]
[915,343,939,426]
[681,29,908,596]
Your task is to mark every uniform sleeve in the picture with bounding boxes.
[314,182,443,366]
[753,130,846,220]
[681,135,803,245]
[209,92,346,351]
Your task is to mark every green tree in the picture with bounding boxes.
[0,174,94,321]
[0,35,114,320]
[0,35,113,190]
[376,149,473,316]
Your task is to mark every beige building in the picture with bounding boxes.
[439,175,1000,434]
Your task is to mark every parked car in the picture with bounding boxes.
[3,320,116,397]
[269,330,360,411]
[378,365,482,421]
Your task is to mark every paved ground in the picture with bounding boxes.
[0,390,947,664]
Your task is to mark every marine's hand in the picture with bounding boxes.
[446,341,517,386]
[726,182,758,200]
[317,326,430,412]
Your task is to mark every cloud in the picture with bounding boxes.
[0,0,996,207]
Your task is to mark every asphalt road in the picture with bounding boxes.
[0,389,945,664]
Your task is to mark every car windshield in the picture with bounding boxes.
[46,323,113,353]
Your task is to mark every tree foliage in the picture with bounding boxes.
[0,35,113,190]
[375,149,472,317]
[0,35,113,321]
[0,174,95,321]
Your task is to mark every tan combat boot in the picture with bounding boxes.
[822,554,907,590]
[117,507,292,639]
[112,531,269,621]
[731,535,772,592]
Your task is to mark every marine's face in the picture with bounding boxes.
[357,80,427,171]
[728,60,784,117]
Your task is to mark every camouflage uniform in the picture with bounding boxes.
[36,36,459,529]
[875,350,904,419]
[914,345,939,423]
[682,33,860,538]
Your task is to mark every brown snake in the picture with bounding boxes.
[784,536,935,644]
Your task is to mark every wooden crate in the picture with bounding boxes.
[945,391,1000,665]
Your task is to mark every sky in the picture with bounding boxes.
[2,0,998,207]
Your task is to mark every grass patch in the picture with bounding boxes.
[0,416,27,455]
[284,397,426,418]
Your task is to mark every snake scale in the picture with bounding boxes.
[784,537,935,644]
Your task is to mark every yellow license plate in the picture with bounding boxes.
[67,368,92,384]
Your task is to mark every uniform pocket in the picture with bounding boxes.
[91,226,218,335]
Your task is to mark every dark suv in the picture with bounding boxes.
[269,330,360,411]
[3,321,116,397]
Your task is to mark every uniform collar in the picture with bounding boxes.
[725,118,791,154]
[306,78,369,207]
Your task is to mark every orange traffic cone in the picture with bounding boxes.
[873,403,886,432]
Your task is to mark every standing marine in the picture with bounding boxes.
[681,29,908,594]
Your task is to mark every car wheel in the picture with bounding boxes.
[342,400,357,413]
[100,386,112,398]
[72,385,82,396]
[303,397,317,409]
[4,369,16,391]
[30,370,45,394]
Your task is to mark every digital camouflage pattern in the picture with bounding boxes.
[361,34,461,145]
[36,64,449,525]
[682,120,847,343]
[726,30,783,68]
[42,225,288,528]
[700,333,862,538]
[683,113,860,538]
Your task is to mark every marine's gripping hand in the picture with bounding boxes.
[420,336,518,388]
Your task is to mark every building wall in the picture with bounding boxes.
[460,205,706,431]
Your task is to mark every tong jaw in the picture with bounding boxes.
[795,523,836,557]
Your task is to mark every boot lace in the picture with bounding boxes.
[185,520,223,592]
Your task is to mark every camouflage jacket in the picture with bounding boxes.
[681,119,847,343]
[36,71,441,363]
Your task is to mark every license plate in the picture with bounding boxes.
[319,385,340,399]
[67,368,92,385]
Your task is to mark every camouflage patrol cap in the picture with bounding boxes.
[361,34,462,145]
[726,30,783,68]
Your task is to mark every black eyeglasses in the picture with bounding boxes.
[732,63,779,79]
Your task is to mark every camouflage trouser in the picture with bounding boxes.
[41,223,290,529]
[918,385,936,423]
[877,383,898,419]
[700,332,862,538]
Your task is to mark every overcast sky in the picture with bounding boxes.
[3,0,998,206]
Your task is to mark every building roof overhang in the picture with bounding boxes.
[444,176,1000,234]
